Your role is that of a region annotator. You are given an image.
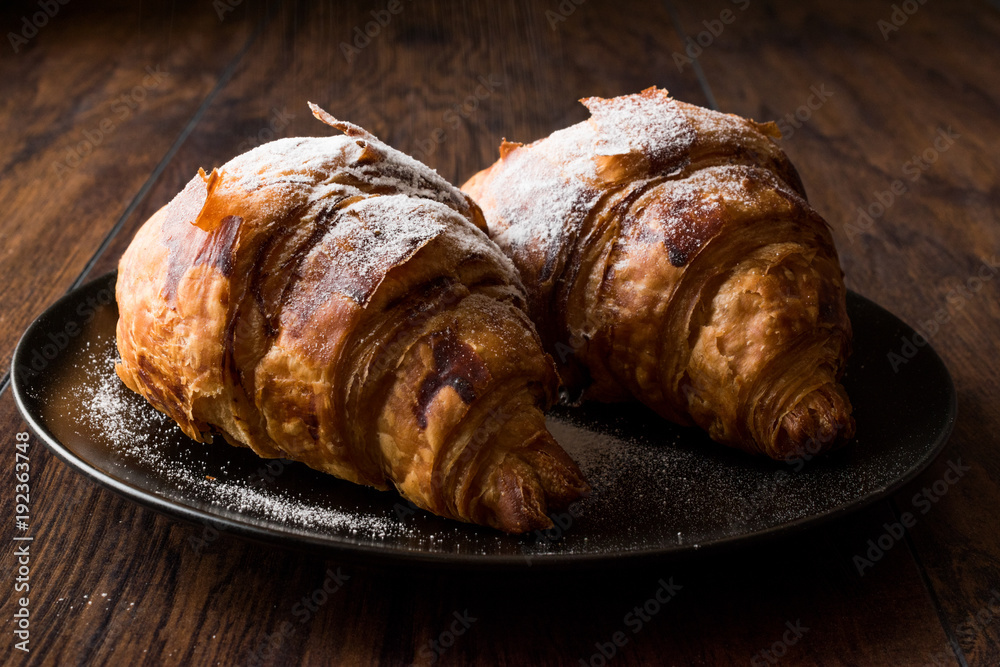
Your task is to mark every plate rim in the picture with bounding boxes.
[10,270,959,569]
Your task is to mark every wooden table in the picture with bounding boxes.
[2,0,998,664]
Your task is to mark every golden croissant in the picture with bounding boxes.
[463,87,855,460]
[114,103,588,533]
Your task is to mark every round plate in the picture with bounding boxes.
[12,271,956,568]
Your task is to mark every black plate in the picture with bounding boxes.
[12,271,956,568]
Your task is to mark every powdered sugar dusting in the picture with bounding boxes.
[295,195,450,307]
[684,100,778,151]
[490,155,600,255]
[224,135,468,215]
[36,285,923,561]
[77,340,409,540]
[582,88,696,167]
[623,163,795,267]
[473,88,701,291]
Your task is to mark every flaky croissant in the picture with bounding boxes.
[463,87,854,460]
[114,103,588,533]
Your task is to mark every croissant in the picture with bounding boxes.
[463,87,855,461]
[114,103,588,533]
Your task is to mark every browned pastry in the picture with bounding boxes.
[463,87,855,461]
[114,103,588,533]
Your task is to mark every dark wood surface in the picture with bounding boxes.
[2,0,997,664]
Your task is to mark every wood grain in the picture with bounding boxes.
[86,0,710,280]
[0,392,956,666]
[0,0,259,375]
[2,0,998,664]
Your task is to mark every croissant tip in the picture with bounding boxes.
[771,385,856,461]
[522,433,591,507]
[491,459,553,534]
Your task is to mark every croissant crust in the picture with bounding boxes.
[115,104,588,533]
[463,87,855,460]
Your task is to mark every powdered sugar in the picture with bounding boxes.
[40,291,906,562]
[477,88,701,282]
[223,134,468,215]
[490,161,599,255]
[684,100,780,151]
[293,194,451,308]
[164,118,497,308]
[77,339,408,540]
[582,88,696,167]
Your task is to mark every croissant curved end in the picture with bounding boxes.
[487,450,589,533]
[771,384,856,462]
[492,459,552,533]
[521,432,591,507]
[473,431,590,533]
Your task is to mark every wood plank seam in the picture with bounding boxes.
[891,496,971,667]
